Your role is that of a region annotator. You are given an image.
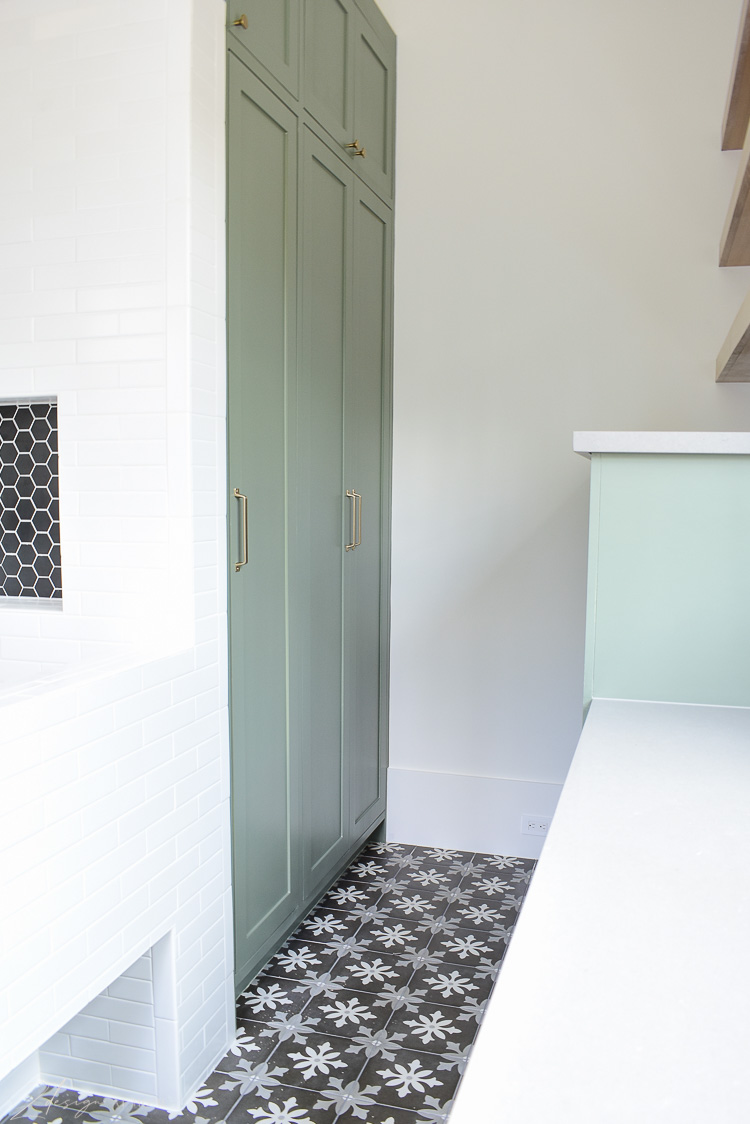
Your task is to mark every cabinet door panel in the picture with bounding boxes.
[345,183,392,836]
[304,0,353,140]
[227,57,300,992]
[298,129,352,893]
[353,15,395,201]
[228,0,301,100]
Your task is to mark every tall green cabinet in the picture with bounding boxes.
[226,0,395,994]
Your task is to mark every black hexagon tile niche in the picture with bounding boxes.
[0,401,61,600]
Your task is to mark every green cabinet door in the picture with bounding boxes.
[344,182,392,840]
[303,0,354,142]
[227,0,301,101]
[297,127,352,899]
[352,11,395,202]
[226,56,301,993]
[302,0,395,203]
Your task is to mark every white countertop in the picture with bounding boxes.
[574,430,750,455]
[450,698,750,1124]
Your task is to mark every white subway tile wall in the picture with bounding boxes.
[0,0,233,1116]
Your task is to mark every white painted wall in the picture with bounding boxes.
[379,0,750,853]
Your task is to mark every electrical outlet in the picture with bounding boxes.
[522,815,550,837]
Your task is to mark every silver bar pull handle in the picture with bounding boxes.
[234,487,248,572]
[355,490,362,548]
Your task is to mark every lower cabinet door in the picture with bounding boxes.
[297,126,352,899]
[227,55,302,994]
[344,180,391,841]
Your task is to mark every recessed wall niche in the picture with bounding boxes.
[0,400,61,601]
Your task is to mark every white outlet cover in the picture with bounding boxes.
[522,816,549,836]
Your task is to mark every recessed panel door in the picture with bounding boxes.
[344,182,392,838]
[227,0,301,100]
[352,13,395,202]
[298,128,352,897]
[227,57,300,993]
[304,0,354,145]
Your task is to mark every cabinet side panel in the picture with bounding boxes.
[591,454,750,707]
[583,455,602,715]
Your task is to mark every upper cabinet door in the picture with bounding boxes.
[303,0,395,203]
[227,0,301,101]
[352,14,395,202]
[304,0,354,142]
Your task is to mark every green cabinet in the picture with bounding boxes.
[227,0,301,99]
[229,0,395,205]
[582,448,750,711]
[227,2,394,994]
[304,0,395,202]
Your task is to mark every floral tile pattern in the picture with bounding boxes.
[3,845,534,1124]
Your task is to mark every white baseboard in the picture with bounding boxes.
[386,767,562,859]
[0,1054,40,1120]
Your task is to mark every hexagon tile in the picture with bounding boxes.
[0,401,61,600]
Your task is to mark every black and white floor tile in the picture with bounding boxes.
[3,845,535,1124]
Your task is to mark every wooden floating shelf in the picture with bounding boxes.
[719,133,750,266]
[717,287,750,382]
[723,0,750,151]
[721,0,750,266]
[717,2,750,380]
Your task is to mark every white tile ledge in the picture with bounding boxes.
[573,430,750,456]
[0,644,182,709]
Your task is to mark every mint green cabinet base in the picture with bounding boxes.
[584,452,750,709]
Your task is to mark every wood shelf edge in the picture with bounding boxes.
[719,126,750,266]
[716,287,750,381]
[723,0,750,151]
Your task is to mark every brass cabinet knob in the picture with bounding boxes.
[233,14,248,29]
[345,139,366,158]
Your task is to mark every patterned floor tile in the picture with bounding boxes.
[263,1031,363,1092]
[374,889,445,924]
[354,917,424,954]
[142,1068,242,1122]
[457,871,516,900]
[264,938,341,983]
[440,898,516,932]
[237,973,312,1024]
[384,999,478,1055]
[304,988,392,1038]
[224,1083,338,1124]
[317,880,383,912]
[333,951,414,995]
[472,853,536,874]
[2,843,535,1124]
[410,963,494,1007]
[214,1021,281,1071]
[425,924,503,967]
[346,856,392,883]
[348,1107,423,1124]
[10,1105,119,1124]
[356,1048,461,1112]
[299,909,364,942]
[394,865,463,893]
